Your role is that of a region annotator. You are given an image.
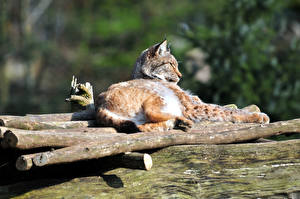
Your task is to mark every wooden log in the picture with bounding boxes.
[2,127,119,149]
[32,119,300,167]
[25,110,96,121]
[1,122,259,149]
[16,152,152,171]
[120,152,153,171]
[15,154,38,171]
[2,120,97,130]
[0,116,23,126]
[191,121,259,134]
[0,110,96,128]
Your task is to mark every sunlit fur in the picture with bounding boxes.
[95,41,270,132]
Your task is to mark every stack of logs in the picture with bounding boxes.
[1,111,300,172]
[1,77,300,172]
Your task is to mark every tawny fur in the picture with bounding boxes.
[132,40,182,83]
[95,40,269,132]
[95,79,269,132]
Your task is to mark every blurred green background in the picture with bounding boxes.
[0,0,299,121]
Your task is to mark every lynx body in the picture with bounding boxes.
[95,40,269,132]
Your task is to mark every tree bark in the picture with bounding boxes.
[16,151,152,171]
[0,110,96,127]
[32,119,300,167]
[0,116,22,126]
[2,120,97,130]
[191,121,259,134]
[2,127,118,149]
[0,121,269,150]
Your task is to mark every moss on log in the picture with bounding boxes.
[2,140,300,198]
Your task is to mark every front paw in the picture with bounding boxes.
[175,117,193,132]
[253,112,270,124]
[242,104,261,113]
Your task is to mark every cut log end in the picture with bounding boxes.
[16,155,33,171]
[143,153,153,171]
[121,152,153,171]
[33,153,50,167]
[3,130,18,148]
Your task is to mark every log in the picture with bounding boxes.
[1,121,259,149]
[32,119,300,167]
[0,116,23,126]
[191,121,259,134]
[16,151,152,171]
[0,110,96,127]
[2,127,118,149]
[119,152,153,171]
[15,154,38,171]
[2,120,97,130]
[0,122,265,150]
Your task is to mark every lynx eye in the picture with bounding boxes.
[170,63,176,68]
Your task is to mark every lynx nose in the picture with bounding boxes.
[175,68,182,78]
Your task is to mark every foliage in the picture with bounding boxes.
[181,0,300,121]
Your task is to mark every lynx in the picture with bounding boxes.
[95,40,269,132]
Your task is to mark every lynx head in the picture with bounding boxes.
[132,40,182,83]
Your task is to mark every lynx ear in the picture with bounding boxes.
[155,40,169,56]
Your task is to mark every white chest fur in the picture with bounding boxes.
[150,82,182,117]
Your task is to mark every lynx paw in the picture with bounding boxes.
[242,104,261,113]
[252,112,270,124]
[175,117,193,132]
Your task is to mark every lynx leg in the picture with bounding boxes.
[140,97,193,132]
[235,112,270,124]
[137,119,176,132]
[96,108,139,133]
[193,104,270,124]
[137,117,193,132]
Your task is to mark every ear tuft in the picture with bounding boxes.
[156,40,168,56]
